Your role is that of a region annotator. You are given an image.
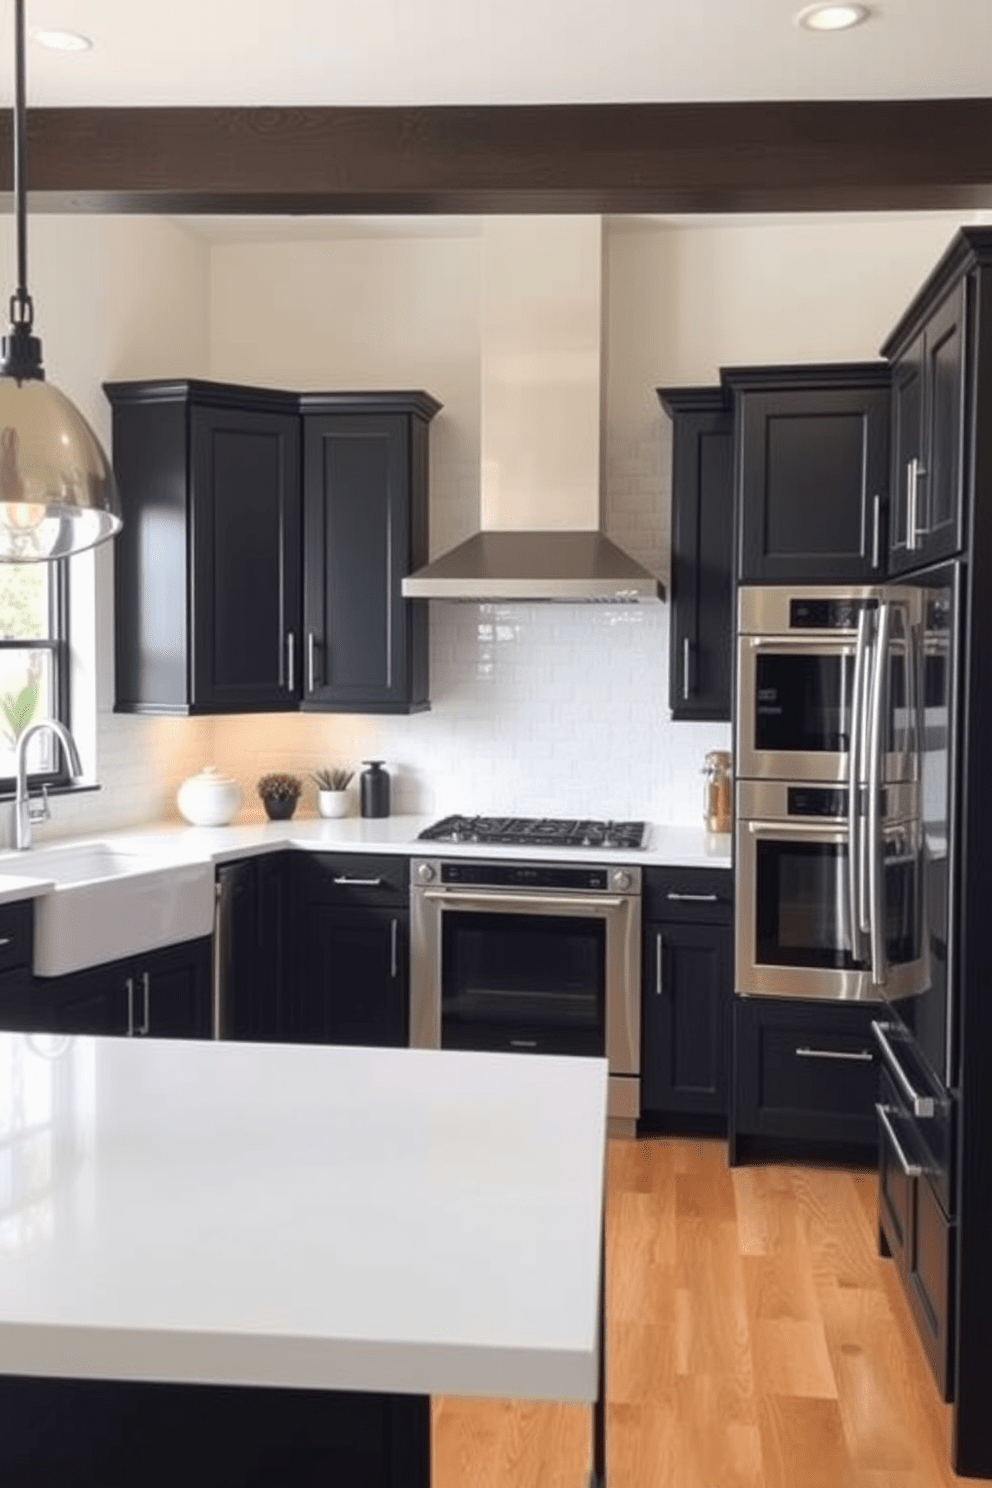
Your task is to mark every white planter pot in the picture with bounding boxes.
[317,790,350,819]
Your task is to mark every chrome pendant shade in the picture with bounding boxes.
[0,0,120,562]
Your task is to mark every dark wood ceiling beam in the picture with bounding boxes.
[1,99,991,214]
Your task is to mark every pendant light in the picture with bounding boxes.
[0,0,120,562]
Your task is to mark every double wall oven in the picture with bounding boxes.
[735,585,926,1005]
[409,818,643,1129]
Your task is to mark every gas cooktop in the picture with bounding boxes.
[417,815,647,850]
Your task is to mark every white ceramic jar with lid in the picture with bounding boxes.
[176,766,243,827]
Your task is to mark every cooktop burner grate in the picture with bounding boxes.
[417,815,646,850]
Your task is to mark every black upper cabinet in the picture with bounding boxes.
[728,363,891,584]
[190,403,302,713]
[885,279,967,576]
[104,380,440,716]
[301,398,433,713]
[657,388,734,721]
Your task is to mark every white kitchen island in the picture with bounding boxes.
[0,1035,608,1486]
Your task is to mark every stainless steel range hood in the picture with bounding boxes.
[402,218,665,605]
[402,530,662,602]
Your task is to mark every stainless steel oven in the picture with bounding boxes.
[736,779,926,1002]
[410,857,641,1128]
[737,584,919,784]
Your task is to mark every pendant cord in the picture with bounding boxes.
[11,0,32,331]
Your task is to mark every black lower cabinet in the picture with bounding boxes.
[730,996,880,1162]
[0,940,213,1040]
[293,854,409,1048]
[0,1376,430,1488]
[877,1070,955,1400]
[218,853,295,1042]
[640,868,733,1130]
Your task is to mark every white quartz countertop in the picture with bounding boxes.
[0,1035,608,1402]
[0,814,731,901]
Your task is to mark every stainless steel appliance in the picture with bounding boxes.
[410,855,641,1130]
[736,584,919,785]
[417,815,647,850]
[735,582,927,1003]
[735,779,925,1002]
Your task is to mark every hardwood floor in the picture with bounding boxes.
[432,1135,978,1487]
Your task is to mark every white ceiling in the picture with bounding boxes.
[1,0,990,108]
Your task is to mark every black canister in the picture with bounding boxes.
[360,760,391,818]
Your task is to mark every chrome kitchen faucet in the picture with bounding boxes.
[13,720,84,850]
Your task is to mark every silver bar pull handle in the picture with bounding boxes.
[655,931,663,996]
[285,631,295,692]
[848,607,871,960]
[796,1046,873,1063]
[0,937,10,947]
[682,637,692,700]
[871,1020,935,1117]
[666,891,719,903]
[876,1103,924,1178]
[138,970,150,1036]
[906,458,917,551]
[866,601,891,986]
[125,976,135,1037]
[332,876,383,887]
[390,918,398,980]
[308,632,316,694]
[510,1039,538,1049]
[871,493,882,570]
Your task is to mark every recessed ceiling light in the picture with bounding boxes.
[796,4,871,31]
[33,29,92,52]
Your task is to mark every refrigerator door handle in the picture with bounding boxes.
[867,601,892,986]
[848,608,871,963]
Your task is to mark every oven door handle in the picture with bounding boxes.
[867,600,892,986]
[848,607,872,961]
[745,819,848,839]
[421,890,627,913]
[742,634,859,652]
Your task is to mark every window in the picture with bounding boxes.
[0,561,70,792]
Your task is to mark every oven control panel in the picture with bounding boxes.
[411,858,640,895]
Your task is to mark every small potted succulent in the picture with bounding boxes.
[312,766,354,819]
[256,772,302,821]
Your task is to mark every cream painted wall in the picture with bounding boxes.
[0,215,214,846]
[208,234,482,559]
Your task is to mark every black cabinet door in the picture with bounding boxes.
[641,920,730,1117]
[0,968,128,1036]
[733,367,890,583]
[658,389,734,721]
[219,854,295,1043]
[889,281,967,576]
[888,328,925,565]
[138,939,213,1040]
[302,402,433,714]
[191,403,301,712]
[296,903,408,1048]
[731,996,880,1153]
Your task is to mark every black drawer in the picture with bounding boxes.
[0,899,33,972]
[734,996,880,1146]
[302,853,408,906]
[643,866,733,923]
